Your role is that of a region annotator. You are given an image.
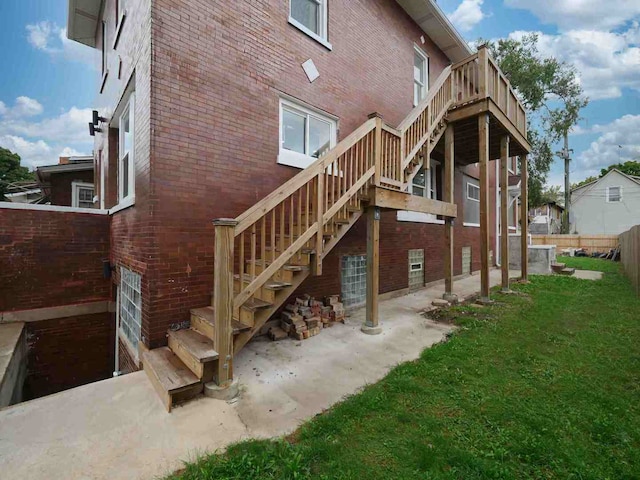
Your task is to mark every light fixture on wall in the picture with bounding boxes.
[89,122,102,136]
[93,110,107,126]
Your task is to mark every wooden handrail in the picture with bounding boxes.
[398,66,452,132]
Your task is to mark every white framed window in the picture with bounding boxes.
[464,176,480,227]
[414,46,429,106]
[467,182,480,201]
[289,0,331,50]
[607,186,622,202]
[118,93,135,204]
[71,182,95,208]
[119,266,142,353]
[278,98,337,169]
[398,162,444,224]
[99,150,105,209]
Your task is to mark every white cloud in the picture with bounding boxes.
[576,115,640,177]
[505,0,640,30]
[508,24,640,100]
[0,135,53,169]
[449,0,487,32]
[0,98,92,170]
[25,21,95,67]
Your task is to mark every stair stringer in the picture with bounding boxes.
[233,209,364,354]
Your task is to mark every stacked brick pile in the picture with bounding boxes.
[267,294,346,341]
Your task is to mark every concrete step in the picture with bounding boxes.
[551,263,566,273]
[143,347,203,412]
[167,329,218,381]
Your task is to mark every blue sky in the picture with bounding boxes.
[0,0,638,189]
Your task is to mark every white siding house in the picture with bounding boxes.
[571,169,640,235]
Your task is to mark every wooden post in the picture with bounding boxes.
[477,45,489,98]
[479,114,491,302]
[443,124,457,303]
[520,154,529,281]
[362,206,381,335]
[500,135,511,292]
[313,173,324,276]
[369,112,383,187]
[213,218,237,386]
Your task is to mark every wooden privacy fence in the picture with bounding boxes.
[531,234,619,253]
[619,226,640,296]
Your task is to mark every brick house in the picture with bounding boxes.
[36,156,95,208]
[65,0,530,409]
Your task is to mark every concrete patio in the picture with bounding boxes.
[0,269,515,480]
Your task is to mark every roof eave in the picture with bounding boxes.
[67,0,103,48]
[395,0,473,64]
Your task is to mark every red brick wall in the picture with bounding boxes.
[23,312,115,399]
[49,170,94,207]
[117,337,138,374]
[0,208,111,311]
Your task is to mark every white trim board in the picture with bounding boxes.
[0,201,108,215]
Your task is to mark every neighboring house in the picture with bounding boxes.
[36,156,95,208]
[61,0,529,408]
[571,169,640,235]
[529,201,564,234]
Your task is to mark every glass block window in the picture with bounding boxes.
[341,255,367,309]
[408,249,424,291]
[120,267,142,349]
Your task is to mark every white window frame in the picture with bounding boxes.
[117,92,135,208]
[606,186,622,203]
[278,97,337,169]
[118,266,142,359]
[99,150,106,210]
[413,46,429,107]
[467,182,480,202]
[398,162,444,224]
[288,0,332,50]
[71,182,95,208]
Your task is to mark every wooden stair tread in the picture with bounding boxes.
[234,274,292,289]
[243,297,273,311]
[143,347,200,393]
[190,306,252,334]
[168,329,218,362]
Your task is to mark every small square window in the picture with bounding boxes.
[72,182,95,208]
[467,182,480,202]
[607,186,622,202]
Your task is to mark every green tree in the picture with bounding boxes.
[480,34,589,211]
[0,147,35,200]
[572,176,598,190]
[600,160,640,178]
[538,185,562,205]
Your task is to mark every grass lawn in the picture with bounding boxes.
[169,258,640,480]
[558,255,622,274]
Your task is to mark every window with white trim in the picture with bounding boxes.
[72,182,95,208]
[118,93,135,203]
[119,267,142,351]
[289,0,330,48]
[414,47,429,106]
[464,176,480,226]
[397,162,443,224]
[607,186,622,202]
[279,98,337,169]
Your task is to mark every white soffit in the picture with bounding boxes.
[67,0,103,48]
[395,0,473,64]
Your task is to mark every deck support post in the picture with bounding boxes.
[520,154,529,281]
[500,135,511,292]
[443,124,457,303]
[479,114,491,302]
[362,205,382,335]
[212,218,237,386]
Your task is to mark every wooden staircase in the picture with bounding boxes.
[143,49,530,410]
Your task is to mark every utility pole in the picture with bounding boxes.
[559,132,573,234]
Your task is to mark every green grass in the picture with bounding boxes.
[168,258,640,480]
[557,255,621,274]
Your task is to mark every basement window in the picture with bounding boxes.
[278,98,337,169]
[119,267,142,351]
